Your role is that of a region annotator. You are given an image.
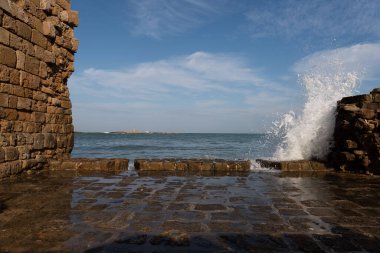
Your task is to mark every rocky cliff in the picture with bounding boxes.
[0,0,78,178]
[330,88,380,175]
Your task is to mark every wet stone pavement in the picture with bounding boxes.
[0,170,380,252]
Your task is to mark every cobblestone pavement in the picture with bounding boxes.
[0,170,380,252]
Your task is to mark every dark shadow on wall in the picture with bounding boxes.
[0,200,6,214]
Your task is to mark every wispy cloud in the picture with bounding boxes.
[71,51,271,101]
[69,51,296,132]
[294,43,380,81]
[127,0,233,38]
[246,0,380,42]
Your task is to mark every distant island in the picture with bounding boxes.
[107,130,175,134]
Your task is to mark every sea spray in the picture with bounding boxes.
[273,64,359,161]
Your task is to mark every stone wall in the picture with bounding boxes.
[330,88,380,175]
[0,0,78,178]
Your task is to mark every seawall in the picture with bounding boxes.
[0,0,78,178]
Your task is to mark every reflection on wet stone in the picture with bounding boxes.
[0,171,380,252]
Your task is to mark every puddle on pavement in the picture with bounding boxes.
[0,170,379,252]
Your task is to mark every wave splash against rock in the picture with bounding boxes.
[272,61,359,161]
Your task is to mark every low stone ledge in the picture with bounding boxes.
[136,171,251,177]
[134,159,251,172]
[49,158,129,171]
[256,159,333,171]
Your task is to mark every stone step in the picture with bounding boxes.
[49,158,129,171]
[134,159,251,172]
[256,159,333,171]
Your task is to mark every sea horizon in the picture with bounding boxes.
[71,132,275,161]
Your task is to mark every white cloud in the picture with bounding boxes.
[69,51,297,132]
[293,43,380,80]
[127,0,233,38]
[246,0,380,41]
[71,51,269,101]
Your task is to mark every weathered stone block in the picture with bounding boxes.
[20,71,40,90]
[187,160,211,171]
[44,133,56,148]
[24,54,40,75]
[17,97,32,110]
[39,61,47,78]
[0,44,17,67]
[0,27,10,45]
[40,0,52,11]
[16,50,26,69]
[162,160,177,171]
[0,65,10,81]
[340,94,372,105]
[146,160,164,171]
[175,161,188,171]
[338,152,356,162]
[56,0,71,10]
[256,159,332,171]
[372,94,380,103]
[4,147,19,161]
[32,111,45,123]
[214,161,230,171]
[0,0,11,14]
[9,69,19,85]
[0,147,4,162]
[2,14,16,33]
[360,109,376,120]
[31,29,47,48]
[16,20,32,40]
[4,109,17,120]
[8,95,17,108]
[60,99,71,109]
[343,139,358,150]
[42,21,55,37]
[33,133,45,150]
[71,38,79,52]
[17,111,31,122]
[0,93,8,107]
[59,10,78,27]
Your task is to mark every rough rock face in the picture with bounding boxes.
[0,0,78,178]
[330,88,380,175]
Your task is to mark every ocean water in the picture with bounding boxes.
[72,57,360,163]
[71,133,277,161]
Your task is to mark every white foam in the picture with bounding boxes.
[250,160,279,172]
[272,59,359,161]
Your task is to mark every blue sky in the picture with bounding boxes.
[69,0,380,133]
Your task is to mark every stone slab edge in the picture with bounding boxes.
[134,159,251,172]
[49,158,129,171]
[256,159,333,171]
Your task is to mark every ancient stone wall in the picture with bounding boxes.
[330,88,380,175]
[0,0,78,178]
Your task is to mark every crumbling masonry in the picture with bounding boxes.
[0,0,78,178]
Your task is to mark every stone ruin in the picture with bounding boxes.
[330,88,380,175]
[0,0,77,178]
[0,0,379,178]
